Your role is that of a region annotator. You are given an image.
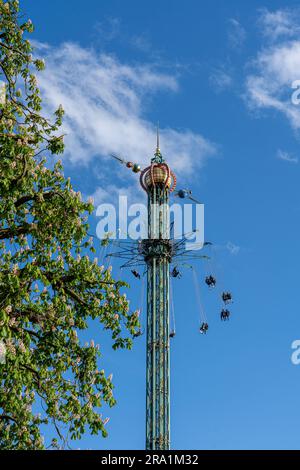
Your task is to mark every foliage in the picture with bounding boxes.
[0,0,139,449]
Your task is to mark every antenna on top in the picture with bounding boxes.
[156,121,160,154]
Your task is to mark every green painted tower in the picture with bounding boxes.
[109,137,211,449]
[108,130,218,450]
[140,138,177,450]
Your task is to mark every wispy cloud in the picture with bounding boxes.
[277,149,298,163]
[93,17,122,43]
[209,66,233,92]
[257,8,300,41]
[228,18,246,50]
[35,42,216,176]
[226,241,240,255]
[208,18,244,94]
[130,34,153,53]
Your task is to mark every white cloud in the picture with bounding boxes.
[35,42,216,176]
[277,149,298,163]
[228,18,246,50]
[258,8,300,41]
[245,10,300,131]
[245,8,300,131]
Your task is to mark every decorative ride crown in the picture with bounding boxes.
[140,160,177,193]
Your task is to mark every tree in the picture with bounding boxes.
[0,0,139,449]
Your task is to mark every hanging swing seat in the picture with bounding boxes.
[221,309,230,321]
[222,292,232,304]
[200,322,209,334]
[205,275,216,288]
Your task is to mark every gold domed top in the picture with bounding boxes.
[144,165,172,188]
[140,162,177,193]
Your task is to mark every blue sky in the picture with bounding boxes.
[22,0,300,450]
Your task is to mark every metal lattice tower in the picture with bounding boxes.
[107,134,211,450]
[144,188,170,450]
[140,140,177,450]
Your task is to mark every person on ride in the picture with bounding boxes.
[205,275,216,287]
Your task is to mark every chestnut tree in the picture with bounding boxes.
[0,0,139,449]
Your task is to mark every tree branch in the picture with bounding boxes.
[0,223,33,240]
[14,191,65,208]
[0,41,28,60]
[0,414,18,424]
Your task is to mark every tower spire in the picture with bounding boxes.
[156,122,160,154]
[152,122,164,163]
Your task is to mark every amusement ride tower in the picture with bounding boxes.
[139,138,177,450]
[108,132,231,450]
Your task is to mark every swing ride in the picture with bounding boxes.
[103,130,233,451]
